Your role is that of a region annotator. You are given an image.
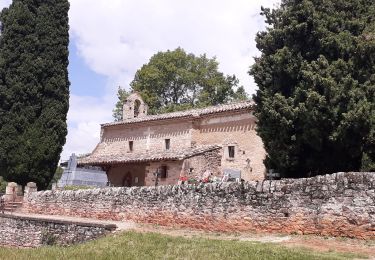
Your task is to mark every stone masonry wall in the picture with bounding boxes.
[101,120,192,153]
[145,161,183,186]
[182,148,222,178]
[23,172,375,239]
[192,111,266,181]
[0,214,116,248]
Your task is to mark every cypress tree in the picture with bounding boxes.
[250,0,375,178]
[0,0,70,189]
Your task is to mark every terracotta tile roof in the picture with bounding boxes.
[78,145,221,166]
[102,100,254,127]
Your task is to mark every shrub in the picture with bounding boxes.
[41,230,57,246]
[0,177,7,193]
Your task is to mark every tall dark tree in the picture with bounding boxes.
[0,0,70,189]
[113,47,247,119]
[250,0,375,178]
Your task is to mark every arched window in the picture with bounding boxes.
[134,99,141,118]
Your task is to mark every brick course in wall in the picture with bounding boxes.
[0,214,116,248]
[23,172,375,239]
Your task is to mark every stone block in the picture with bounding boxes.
[25,182,38,194]
[4,182,18,202]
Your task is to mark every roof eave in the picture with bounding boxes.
[101,104,254,128]
[100,114,197,128]
[77,145,222,167]
[78,157,182,166]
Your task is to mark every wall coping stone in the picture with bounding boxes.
[0,213,117,230]
[24,171,375,199]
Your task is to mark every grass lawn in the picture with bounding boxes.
[0,231,367,260]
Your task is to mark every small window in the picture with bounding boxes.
[165,139,170,150]
[160,166,167,179]
[228,146,235,158]
[129,141,133,152]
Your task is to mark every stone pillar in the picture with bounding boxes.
[4,182,18,202]
[17,184,23,196]
[24,182,37,194]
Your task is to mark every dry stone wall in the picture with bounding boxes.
[23,172,375,239]
[0,214,116,247]
[182,148,222,178]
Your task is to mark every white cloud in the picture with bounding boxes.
[0,0,10,8]
[69,0,280,93]
[60,94,114,161]
[67,95,113,124]
[63,0,280,160]
[1,0,282,160]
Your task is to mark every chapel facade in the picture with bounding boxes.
[78,92,266,186]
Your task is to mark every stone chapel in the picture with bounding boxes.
[78,92,266,186]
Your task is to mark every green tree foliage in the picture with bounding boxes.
[113,47,247,119]
[250,0,375,177]
[0,176,7,193]
[0,0,70,189]
[233,86,249,101]
[112,86,131,121]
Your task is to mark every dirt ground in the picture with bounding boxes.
[134,224,375,259]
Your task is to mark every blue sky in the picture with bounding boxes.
[0,0,280,161]
[69,43,107,97]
